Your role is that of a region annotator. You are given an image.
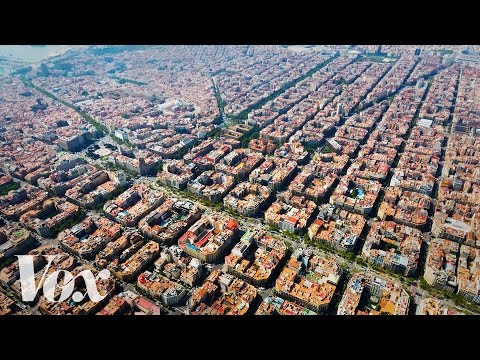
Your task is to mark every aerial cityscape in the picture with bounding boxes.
[0,44,479,316]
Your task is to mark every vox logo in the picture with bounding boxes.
[16,255,111,303]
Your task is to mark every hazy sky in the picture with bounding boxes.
[0,45,74,63]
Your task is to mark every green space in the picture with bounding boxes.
[240,126,260,148]
[212,79,226,116]
[210,126,224,139]
[282,230,299,240]
[89,45,150,57]
[103,161,137,179]
[0,181,20,196]
[283,239,294,253]
[379,241,400,254]
[436,49,454,55]
[110,134,133,148]
[321,145,334,154]
[110,75,148,86]
[303,234,356,261]
[304,144,317,154]
[158,181,224,211]
[11,66,33,76]
[365,296,381,312]
[267,224,278,232]
[418,278,480,315]
[11,228,27,239]
[360,54,399,63]
[0,258,16,270]
[349,188,360,198]
[19,76,108,133]
[52,210,86,236]
[355,257,367,267]
[232,53,339,121]
[90,185,129,211]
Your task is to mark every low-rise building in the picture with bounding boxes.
[38,264,115,315]
[275,249,342,313]
[111,150,160,176]
[0,184,49,220]
[104,291,161,315]
[215,148,264,181]
[147,133,196,159]
[362,221,423,277]
[59,216,122,259]
[329,176,382,215]
[178,214,239,263]
[96,229,143,265]
[288,166,337,203]
[397,151,440,176]
[308,204,366,251]
[224,182,271,217]
[184,139,233,171]
[309,152,350,176]
[225,230,286,286]
[19,197,80,238]
[188,170,235,203]
[248,156,297,192]
[377,186,431,229]
[223,123,254,141]
[65,170,127,208]
[347,158,390,182]
[0,224,35,263]
[110,240,160,282]
[274,141,308,164]
[337,272,410,315]
[405,126,444,156]
[96,294,130,315]
[390,168,436,195]
[248,138,276,155]
[137,270,187,306]
[424,238,459,291]
[335,125,369,143]
[139,197,201,244]
[0,244,75,286]
[255,296,317,315]
[57,130,95,152]
[265,191,317,234]
[367,130,404,151]
[416,297,463,315]
[438,178,480,207]
[457,245,480,303]
[188,270,258,315]
[292,117,335,147]
[37,162,96,196]
[104,182,165,226]
[0,292,15,315]
[326,136,359,156]
[0,175,13,188]
[158,159,197,190]
[154,246,202,287]
[357,141,398,166]
[432,200,480,246]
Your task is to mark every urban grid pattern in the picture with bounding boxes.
[0,45,479,315]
